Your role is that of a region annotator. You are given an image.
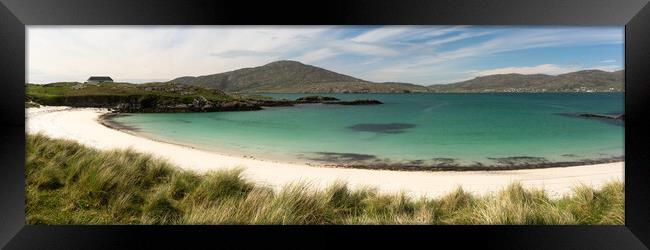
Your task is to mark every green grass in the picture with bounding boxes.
[26,82,234,107]
[26,133,624,225]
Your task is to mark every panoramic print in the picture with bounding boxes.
[26,26,624,225]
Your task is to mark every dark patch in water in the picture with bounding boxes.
[305,152,379,163]
[561,154,579,158]
[347,123,416,134]
[455,131,488,136]
[176,119,191,123]
[557,112,623,126]
[488,156,549,166]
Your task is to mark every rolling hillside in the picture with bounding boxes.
[428,70,624,93]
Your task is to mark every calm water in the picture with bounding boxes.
[112,93,624,167]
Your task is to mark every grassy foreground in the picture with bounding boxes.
[26,134,624,225]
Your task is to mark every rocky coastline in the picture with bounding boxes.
[109,95,382,113]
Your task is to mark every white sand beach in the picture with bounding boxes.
[26,106,624,198]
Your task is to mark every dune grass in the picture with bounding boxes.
[26,133,624,225]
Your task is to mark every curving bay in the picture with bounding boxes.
[109,93,624,170]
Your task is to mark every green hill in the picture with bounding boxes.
[168,60,430,93]
[428,70,624,93]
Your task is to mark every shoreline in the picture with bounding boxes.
[26,106,625,198]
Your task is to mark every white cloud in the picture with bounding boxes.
[293,48,338,63]
[591,65,623,72]
[351,26,464,45]
[474,64,582,76]
[427,31,493,46]
[209,50,279,58]
[333,41,398,56]
[350,27,412,43]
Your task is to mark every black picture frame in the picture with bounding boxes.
[1,0,649,248]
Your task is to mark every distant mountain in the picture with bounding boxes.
[168,60,430,93]
[428,70,624,93]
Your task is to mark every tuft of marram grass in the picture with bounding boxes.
[26,133,624,225]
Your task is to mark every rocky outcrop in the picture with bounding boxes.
[293,96,382,105]
[249,99,295,107]
[112,97,262,113]
[110,96,385,113]
[214,100,261,111]
[325,99,383,105]
[295,95,340,103]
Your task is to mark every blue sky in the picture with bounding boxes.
[28,26,623,85]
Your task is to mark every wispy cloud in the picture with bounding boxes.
[209,50,279,58]
[426,31,493,46]
[350,27,412,43]
[591,64,623,72]
[473,64,582,76]
[294,48,338,63]
[410,28,623,67]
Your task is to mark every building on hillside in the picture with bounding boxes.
[86,76,113,84]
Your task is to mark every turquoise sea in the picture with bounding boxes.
[111,93,624,168]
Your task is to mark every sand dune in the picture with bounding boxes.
[26,107,624,198]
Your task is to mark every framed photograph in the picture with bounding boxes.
[1,0,649,248]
